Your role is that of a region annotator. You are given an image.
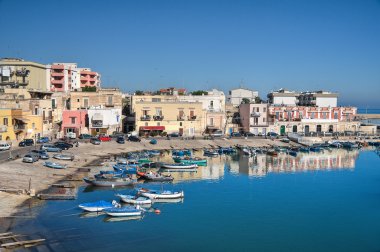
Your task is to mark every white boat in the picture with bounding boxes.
[161,163,198,169]
[53,153,74,161]
[115,194,152,205]
[104,205,143,217]
[78,200,119,212]
[103,215,142,222]
[138,188,184,199]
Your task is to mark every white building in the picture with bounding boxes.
[298,91,338,107]
[267,89,299,106]
[88,107,122,135]
[227,88,259,107]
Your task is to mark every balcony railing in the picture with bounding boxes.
[14,125,26,130]
[177,116,186,121]
[250,112,261,117]
[141,115,151,121]
[153,115,164,121]
[188,115,197,121]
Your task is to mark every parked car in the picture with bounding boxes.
[267,132,279,138]
[40,144,62,152]
[66,132,77,139]
[30,150,49,159]
[111,131,125,139]
[0,142,11,151]
[78,134,92,139]
[23,154,39,163]
[244,132,255,137]
[116,136,125,144]
[168,132,180,138]
[128,136,141,142]
[37,137,50,144]
[27,152,40,161]
[231,132,242,137]
[19,139,34,147]
[54,142,74,150]
[98,135,112,142]
[90,138,101,145]
[211,130,224,137]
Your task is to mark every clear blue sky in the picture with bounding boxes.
[1,0,379,107]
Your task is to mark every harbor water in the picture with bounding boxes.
[7,148,380,252]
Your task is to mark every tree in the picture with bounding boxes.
[191,90,208,96]
[241,98,250,104]
[135,90,144,95]
[81,86,97,92]
[254,96,262,104]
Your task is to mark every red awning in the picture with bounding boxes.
[139,126,165,131]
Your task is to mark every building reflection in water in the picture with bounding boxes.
[236,149,359,177]
[155,149,360,182]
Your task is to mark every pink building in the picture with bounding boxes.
[80,69,100,88]
[62,110,88,137]
[239,103,269,135]
[50,64,66,92]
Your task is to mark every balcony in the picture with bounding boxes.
[0,125,7,133]
[14,125,26,130]
[51,79,64,84]
[140,115,151,121]
[51,72,64,77]
[177,116,186,121]
[250,112,261,117]
[153,115,164,121]
[188,115,197,121]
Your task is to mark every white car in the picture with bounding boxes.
[66,132,76,139]
[23,154,38,163]
[0,143,11,151]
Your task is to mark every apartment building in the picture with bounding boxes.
[70,88,122,110]
[0,58,50,91]
[133,99,204,136]
[227,88,259,107]
[88,108,122,135]
[298,91,338,107]
[267,89,299,106]
[239,103,269,135]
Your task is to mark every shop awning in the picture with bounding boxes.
[139,126,165,131]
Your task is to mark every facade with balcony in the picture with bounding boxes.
[239,103,269,135]
[227,88,259,107]
[0,58,50,91]
[79,69,100,88]
[134,100,204,136]
[88,108,122,135]
[70,88,122,110]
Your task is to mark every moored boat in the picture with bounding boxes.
[149,139,157,145]
[44,161,67,169]
[115,194,152,205]
[78,200,119,212]
[138,188,184,199]
[138,171,174,181]
[53,154,74,161]
[266,149,278,157]
[83,177,135,187]
[161,163,198,169]
[104,205,144,217]
[172,157,207,166]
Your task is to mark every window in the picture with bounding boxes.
[77,99,80,102]
[83,98,89,108]
[209,118,214,126]
[156,108,162,116]
[275,112,280,119]
[145,122,148,126]
[334,112,338,119]
[311,112,315,119]
[257,107,259,112]
[323,112,327,119]
[52,99,56,109]
[3,118,8,126]
[180,122,182,126]
[157,122,160,126]
[210,101,214,108]
[263,117,266,122]
[71,117,76,124]
[107,95,113,105]
[299,111,303,118]
[43,111,46,120]
[34,107,38,115]
[32,123,35,129]
[263,107,266,112]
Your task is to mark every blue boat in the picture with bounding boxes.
[104,206,143,217]
[310,146,322,152]
[299,147,310,153]
[218,147,236,154]
[287,150,297,157]
[95,170,126,179]
[172,149,192,156]
[113,164,137,174]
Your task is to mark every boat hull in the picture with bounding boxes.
[140,190,184,199]
[83,178,134,187]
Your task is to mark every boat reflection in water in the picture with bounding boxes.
[230,148,360,177]
[103,215,143,223]
[79,211,105,218]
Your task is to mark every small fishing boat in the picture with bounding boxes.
[172,149,192,156]
[138,158,152,164]
[138,171,174,182]
[172,157,207,166]
[104,206,144,217]
[329,142,342,148]
[83,177,135,187]
[310,146,322,152]
[138,188,184,199]
[203,149,219,156]
[53,154,74,161]
[113,164,138,174]
[161,163,198,169]
[78,200,119,212]
[287,150,297,157]
[280,138,290,143]
[44,161,67,169]
[115,194,152,204]
[242,148,251,155]
[149,139,157,145]
[141,162,159,168]
[147,150,160,156]
[95,170,126,179]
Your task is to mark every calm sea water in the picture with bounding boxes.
[8,149,380,252]
[358,108,380,114]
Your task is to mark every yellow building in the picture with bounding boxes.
[0,108,43,143]
[0,58,49,91]
[134,100,204,136]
